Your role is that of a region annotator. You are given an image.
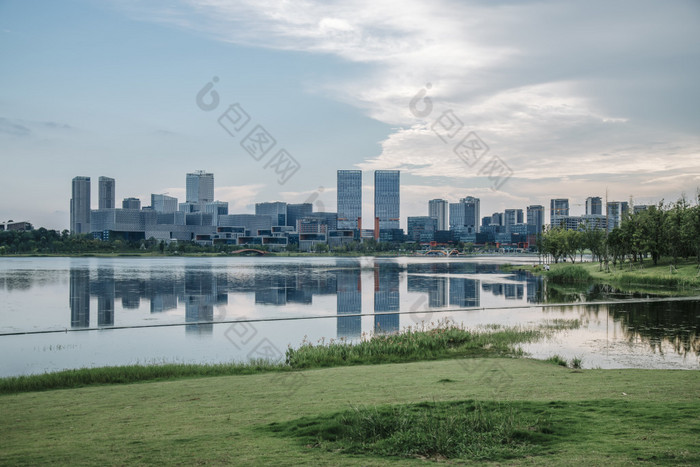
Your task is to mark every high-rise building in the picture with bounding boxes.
[606,201,629,232]
[151,194,178,213]
[122,197,141,210]
[98,176,115,210]
[337,170,362,230]
[287,203,313,229]
[186,171,214,205]
[428,199,448,230]
[407,216,438,242]
[550,198,569,227]
[374,170,400,237]
[504,209,523,227]
[586,197,602,215]
[256,202,287,226]
[527,205,545,234]
[491,212,503,226]
[449,197,480,233]
[204,201,229,223]
[70,176,91,234]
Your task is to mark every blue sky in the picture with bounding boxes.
[1,0,699,230]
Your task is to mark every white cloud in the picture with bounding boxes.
[120,0,700,206]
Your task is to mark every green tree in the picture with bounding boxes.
[682,201,700,263]
[638,204,666,265]
[664,198,690,265]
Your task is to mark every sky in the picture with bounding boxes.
[1,0,699,230]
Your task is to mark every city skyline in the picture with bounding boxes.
[70,169,650,240]
[2,1,698,231]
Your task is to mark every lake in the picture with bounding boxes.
[0,256,698,377]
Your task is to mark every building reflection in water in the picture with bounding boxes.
[184,266,219,335]
[526,274,545,303]
[449,276,480,308]
[406,265,448,309]
[95,267,114,326]
[374,262,400,334]
[69,268,90,328]
[335,263,362,339]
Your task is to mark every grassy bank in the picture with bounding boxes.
[544,259,700,290]
[1,359,698,465]
[0,323,541,394]
[583,258,700,289]
[515,258,700,291]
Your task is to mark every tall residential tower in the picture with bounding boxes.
[374,170,400,238]
[98,176,115,210]
[70,176,91,234]
[337,170,362,230]
[186,171,214,205]
[428,199,449,231]
[550,198,569,227]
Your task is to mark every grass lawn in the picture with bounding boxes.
[2,358,698,465]
[528,258,700,292]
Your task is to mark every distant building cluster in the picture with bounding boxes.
[71,170,398,251]
[69,170,645,250]
[0,221,32,232]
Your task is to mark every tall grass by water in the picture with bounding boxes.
[0,360,287,394]
[0,321,541,394]
[548,259,700,290]
[285,321,541,369]
[545,264,592,284]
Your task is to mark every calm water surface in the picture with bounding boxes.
[0,256,698,376]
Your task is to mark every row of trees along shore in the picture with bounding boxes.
[537,196,700,267]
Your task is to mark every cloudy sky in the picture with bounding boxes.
[1,0,699,230]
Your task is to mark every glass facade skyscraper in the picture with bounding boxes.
[428,199,448,230]
[374,170,400,233]
[122,197,141,210]
[527,205,545,234]
[504,208,523,227]
[337,170,362,230]
[255,202,287,227]
[407,216,438,242]
[70,176,91,234]
[550,198,569,227]
[586,197,602,215]
[98,176,115,210]
[186,171,214,205]
[286,203,313,229]
[152,194,178,213]
[449,196,480,233]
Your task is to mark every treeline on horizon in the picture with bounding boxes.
[539,195,700,266]
[0,228,431,255]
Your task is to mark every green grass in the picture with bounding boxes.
[546,355,569,367]
[0,360,287,395]
[0,322,540,394]
[544,355,583,369]
[270,398,700,464]
[557,258,700,290]
[1,359,698,465]
[268,400,547,461]
[544,264,592,284]
[286,322,541,369]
